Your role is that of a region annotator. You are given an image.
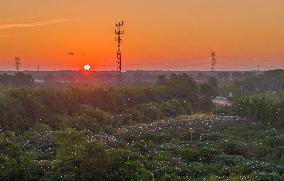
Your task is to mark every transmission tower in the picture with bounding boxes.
[115,21,125,76]
[14,57,21,72]
[211,51,217,71]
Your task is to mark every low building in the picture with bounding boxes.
[212,96,233,110]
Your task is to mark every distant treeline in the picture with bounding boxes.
[233,92,284,125]
[0,72,33,86]
[236,70,284,95]
[217,69,284,99]
[0,73,216,132]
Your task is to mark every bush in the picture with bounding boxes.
[180,148,200,162]
[219,140,253,158]
[161,99,186,117]
[233,95,284,125]
[133,102,163,122]
[69,105,114,132]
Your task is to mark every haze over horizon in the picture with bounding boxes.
[0,0,283,71]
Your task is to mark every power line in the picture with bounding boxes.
[1,52,282,71]
[126,56,209,66]
[14,57,21,72]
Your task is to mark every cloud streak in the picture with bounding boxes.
[0,18,76,30]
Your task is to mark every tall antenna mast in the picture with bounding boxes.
[115,20,125,77]
[14,57,21,72]
[211,51,217,72]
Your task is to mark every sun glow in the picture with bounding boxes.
[84,64,91,71]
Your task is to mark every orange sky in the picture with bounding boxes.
[0,0,283,71]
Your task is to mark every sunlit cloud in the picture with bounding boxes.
[0,18,76,30]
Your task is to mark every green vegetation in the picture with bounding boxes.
[239,70,284,95]
[0,115,283,180]
[0,73,213,132]
[218,69,284,97]
[0,72,33,86]
[0,72,284,180]
[233,92,284,125]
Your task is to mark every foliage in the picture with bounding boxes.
[0,72,283,180]
[233,94,284,125]
[0,73,213,132]
[0,114,283,180]
[0,72,33,86]
[220,69,284,97]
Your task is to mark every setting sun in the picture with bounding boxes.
[84,64,91,71]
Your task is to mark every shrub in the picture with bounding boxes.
[68,105,114,132]
[219,140,253,158]
[134,102,163,122]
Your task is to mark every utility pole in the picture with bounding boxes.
[115,20,125,79]
[37,65,40,72]
[14,57,21,72]
[258,64,260,72]
[211,51,217,72]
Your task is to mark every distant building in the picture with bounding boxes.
[34,79,45,83]
[212,96,233,110]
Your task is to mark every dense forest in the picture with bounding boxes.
[0,72,283,180]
